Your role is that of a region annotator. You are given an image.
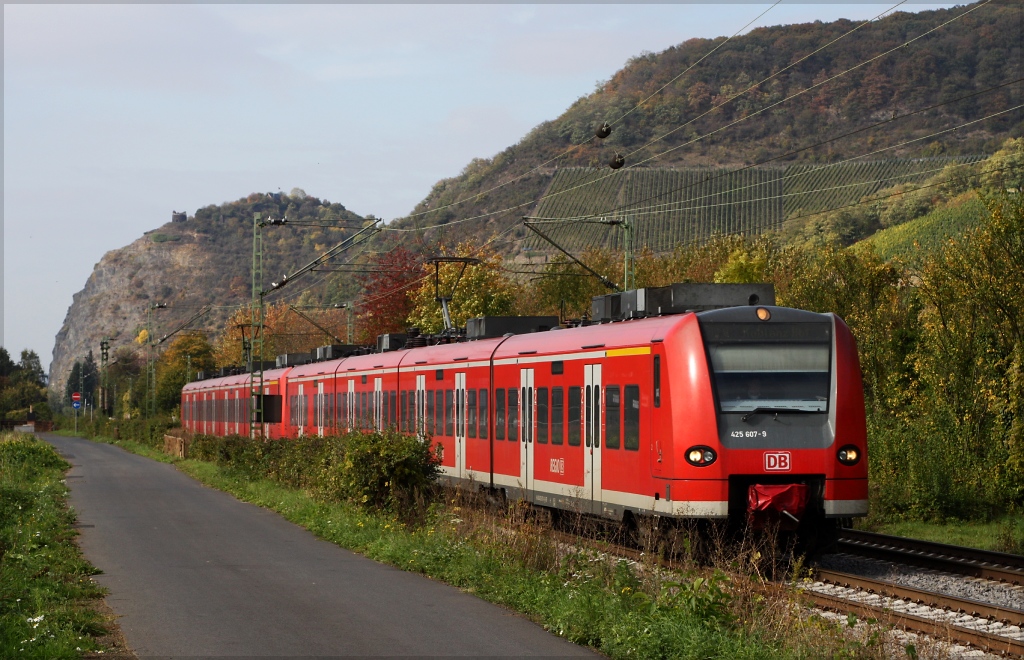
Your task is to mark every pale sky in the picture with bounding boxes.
[3,3,954,371]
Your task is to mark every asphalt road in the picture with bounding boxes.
[42,434,595,658]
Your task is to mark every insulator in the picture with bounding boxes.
[609,153,625,170]
[595,122,612,139]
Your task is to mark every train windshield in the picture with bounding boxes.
[707,343,831,413]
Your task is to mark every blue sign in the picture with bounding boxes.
[72,401,81,409]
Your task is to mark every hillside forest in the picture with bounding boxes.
[63,139,1024,527]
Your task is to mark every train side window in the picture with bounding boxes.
[479,389,488,440]
[536,387,548,444]
[434,391,443,436]
[363,392,370,429]
[569,386,581,446]
[389,391,397,428]
[605,386,621,450]
[495,389,505,440]
[400,391,407,430]
[624,385,640,451]
[508,388,519,442]
[445,389,454,436]
[467,389,477,439]
[654,356,661,408]
[551,387,564,445]
[426,389,435,436]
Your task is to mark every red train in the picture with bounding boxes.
[181,284,868,534]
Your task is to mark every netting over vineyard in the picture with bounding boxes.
[526,157,984,253]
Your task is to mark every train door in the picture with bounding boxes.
[298,383,306,437]
[374,378,383,430]
[520,368,535,493]
[454,372,466,480]
[416,374,427,437]
[317,381,326,436]
[584,364,603,510]
[347,380,356,431]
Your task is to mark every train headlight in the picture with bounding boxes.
[837,445,861,466]
[686,446,717,466]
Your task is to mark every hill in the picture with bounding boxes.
[394,1,1020,248]
[48,192,365,397]
[525,157,983,253]
[863,192,988,261]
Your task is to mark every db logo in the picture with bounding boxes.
[549,458,565,476]
[764,451,791,471]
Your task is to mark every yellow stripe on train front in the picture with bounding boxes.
[605,346,652,358]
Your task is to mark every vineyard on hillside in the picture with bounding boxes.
[525,157,984,254]
[865,193,987,262]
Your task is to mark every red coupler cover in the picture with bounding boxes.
[747,483,808,530]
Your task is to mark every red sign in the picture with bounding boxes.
[764,451,791,471]
[71,392,81,402]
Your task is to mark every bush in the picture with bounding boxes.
[189,430,440,512]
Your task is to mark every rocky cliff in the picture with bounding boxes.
[49,192,362,396]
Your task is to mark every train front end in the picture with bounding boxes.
[668,305,868,537]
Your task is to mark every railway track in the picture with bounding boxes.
[837,529,1024,585]
[805,568,1024,657]
[550,524,1024,655]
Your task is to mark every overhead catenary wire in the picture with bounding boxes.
[392,1,784,227]
[524,79,1023,223]
[379,0,997,237]
[527,103,1022,225]
[642,161,1021,256]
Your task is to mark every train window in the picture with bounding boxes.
[434,391,443,436]
[706,340,831,414]
[551,361,563,375]
[400,391,407,430]
[551,387,564,445]
[361,375,367,385]
[584,386,592,447]
[605,386,621,450]
[654,356,661,408]
[508,388,519,442]
[436,369,444,381]
[445,390,454,436]
[426,389,435,435]
[479,389,488,440]
[568,387,581,446]
[467,390,477,439]
[536,388,548,444]
[624,385,640,451]
[389,391,397,428]
[495,389,506,440]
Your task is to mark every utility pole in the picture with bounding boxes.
[99,339,110,417]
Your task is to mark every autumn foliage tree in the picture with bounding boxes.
[406,242,518,333]
[353,245,424,343]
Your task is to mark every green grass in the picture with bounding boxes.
[863,516,1024,554]
[864,194,986,262]
[0,433,109,658]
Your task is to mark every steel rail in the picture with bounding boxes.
[802,589,1024,658]
[815,568,1024,627]
[838,530,1024,585]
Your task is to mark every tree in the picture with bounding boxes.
[406,242,518,334]
[353,245,424,343]
[155,332,216,413]
[15,350,46,387]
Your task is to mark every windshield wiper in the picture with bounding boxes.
[740,407,816,422]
